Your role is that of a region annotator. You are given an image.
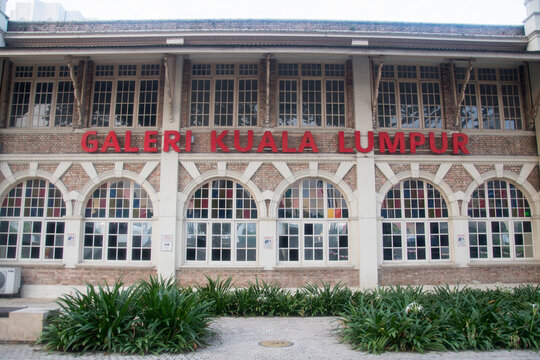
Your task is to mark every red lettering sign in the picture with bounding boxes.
[80,130,469,155]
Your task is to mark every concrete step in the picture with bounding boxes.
[0,298,58,342]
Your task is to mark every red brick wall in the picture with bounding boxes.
[176,268,359,287]
[379,265,540,285]
[21,267,157,286]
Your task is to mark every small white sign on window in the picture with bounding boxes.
[161,235,173,252]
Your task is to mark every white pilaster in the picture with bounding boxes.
[155,55,183,279]
[356,156,379,288]
[62,216,83,268]
[353,55,378,288]
[451,216,469,267]
[258,219,277,270]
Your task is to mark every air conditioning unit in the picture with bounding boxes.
[0,268,22,295]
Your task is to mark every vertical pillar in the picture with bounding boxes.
[451,216,469,267]
[155,55,183,278]
[258,215,277,270]
[61,216,83,268]
[353,56,378,288]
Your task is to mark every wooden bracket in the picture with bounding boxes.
[66,56,83,124]
[163,55,174,122]
[454,58,474,127]
[529,91,540,130]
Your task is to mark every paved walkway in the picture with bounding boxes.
[1,317,539,360]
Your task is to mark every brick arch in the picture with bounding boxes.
[0,169,73,216]
[377,170,459,218]
[178,170,267,219]
[73,170,159,218]
[269,170,357,219]
[461,171,540,217]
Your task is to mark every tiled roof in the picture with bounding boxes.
[7,19,525,37]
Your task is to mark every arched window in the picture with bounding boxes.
[185,180,258,263]
[277,179,349,263]
[468,180,533,259]
[0,179,66,260]
[381,180,449,262]
[83,180,153,262]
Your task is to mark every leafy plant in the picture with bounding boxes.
[40,277,215,354]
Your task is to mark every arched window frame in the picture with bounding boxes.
[276,178,350,264]
[381,179,450,262]
[468,179,533,260]
[184,179,258,264]
[82,179,153,263]
[0,179,66,261]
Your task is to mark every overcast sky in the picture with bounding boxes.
[6,0,526,25]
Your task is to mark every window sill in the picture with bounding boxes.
[75,263,155,270]
[468,261,540,267]
[178,265,264,270]
[0,127,75,134]
[0,262,64,268]
[380,262,457,268]
[273,264,355,270]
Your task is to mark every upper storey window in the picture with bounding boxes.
[91,64,160,128]
[8,65,75,128]
[278,63,346,128]
[375,65,442,129]
[189,63,259,127]
[456,67,523,130]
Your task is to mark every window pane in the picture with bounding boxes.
[302,80,322,126]
[501,84,521,130]
[32,82,54,127]
[377,81,397,128]
[421,82,442,128]
[214,79,234,126]
[190,79,211,126]
[9,81,32,127]
[238,79,258,126]
[479,84,500,130]
[138,79,159,127]
[55,81,74,127]
[91,80,112,127]
[278,80,298,126]
[325,80,345,127]
[399,82,419,128]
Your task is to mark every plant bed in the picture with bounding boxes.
[39,277,215,354]
[39,275,540,355]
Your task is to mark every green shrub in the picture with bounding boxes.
[195,275,235,315]
[300,282,352,316]
[40,277,215,354]
[40,280,140,353]
[337,285,540,354]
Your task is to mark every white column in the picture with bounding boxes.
[356,156,379,288]
[155,55,183,278]
[61,216,83,268]
[451,216,469,267]
[352,56,378,288]
[258,218,277,270]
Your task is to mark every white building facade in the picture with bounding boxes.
[0,2,540,297]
